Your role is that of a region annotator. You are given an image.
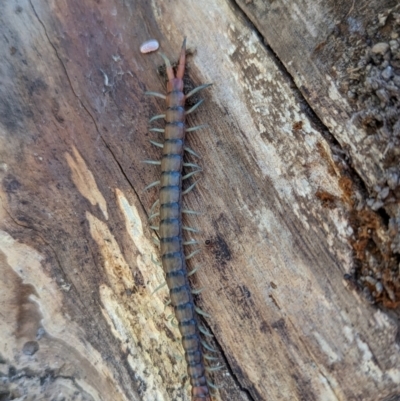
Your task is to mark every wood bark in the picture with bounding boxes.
[0,1,399,401]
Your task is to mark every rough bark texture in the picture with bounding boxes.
[0,1,399,401]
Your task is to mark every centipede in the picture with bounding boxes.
[144,38,219,400]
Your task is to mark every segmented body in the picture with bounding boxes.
[146,40,212,401]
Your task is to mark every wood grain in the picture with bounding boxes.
[0,1,399,401]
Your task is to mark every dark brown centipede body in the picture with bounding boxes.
[145,39,214,401]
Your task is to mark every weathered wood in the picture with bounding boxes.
[236,0,400,308]
[0,1,399,401]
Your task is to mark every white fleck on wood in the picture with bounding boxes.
[140,39,160,54]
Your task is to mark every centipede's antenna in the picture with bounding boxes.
[159,52,174,81]
[176,37,187,79]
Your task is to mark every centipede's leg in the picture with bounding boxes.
[182,209,201,215]
[186,83,213,99]
[148,211,160,221]
[151,254,161,266]
[152,281,167,295]
[149,114,166,123]
[144,180,160,191]
[186,124,208,132]
[149,199,159,214]
[188,265,202,276]
[204,354,218,361]
[186,99,204,115]
[142,160,161,165]
[182,225,199,233]
[150,140,163,148]
[183,239,199,246]
[184,146,200,158]
[182,181,198,195]
[206,365,223,373]
[185,249,201,260]
[183,162,200,168]
[182,170,201,180]
[195,306,211,318]
[207,380,222,390]
[192,287,205,295]
[199,325,213,337]
[201,341,218,353]
[144,91,166,99]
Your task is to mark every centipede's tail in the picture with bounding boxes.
[192,386,212,401]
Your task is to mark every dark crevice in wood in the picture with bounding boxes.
[99,134,147,216]
[227,0,360,185]
[223,0,364,215]
[376,206,390,226]
[201,318,255,401]
[1,200,33,230]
